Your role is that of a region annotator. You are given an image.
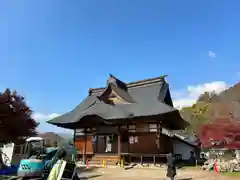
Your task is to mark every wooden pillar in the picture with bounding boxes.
[127,124,130,153]
[117,126,121,156]
[73,129,76,148]
[83,128,86,164]
[96,134,98,153]
[73,129,76,161]
[117,134,121,156]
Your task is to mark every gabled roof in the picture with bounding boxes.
[173,131,199,147]
[48,75,188,129]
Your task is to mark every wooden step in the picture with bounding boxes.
[88,155,120,166]
[88,159,118,166]
[92,155,119,160]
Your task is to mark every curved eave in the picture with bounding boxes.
[47,112,77,129]
[47,102,127,129]
[97,84,111,101]
[48,115,109,129]
[47,95,99,127]
[48,100,188,130]
[48,110,188,130]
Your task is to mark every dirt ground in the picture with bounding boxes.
[77,167,239,180]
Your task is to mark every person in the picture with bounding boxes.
[47,148,79,180]
[189,151,196,165]
[166,153,176,180]
[47,148,67,180]
[92,135,97,153]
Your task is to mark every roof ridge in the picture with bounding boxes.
[89,74,167,94]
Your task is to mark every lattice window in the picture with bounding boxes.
[134,136,138,143]
[120,125,127,129]
[129,136,138,144]
[128,124,136,132]
[149,123,157,132]
[75,129,85,135]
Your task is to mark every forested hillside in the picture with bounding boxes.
[180,82,240,134]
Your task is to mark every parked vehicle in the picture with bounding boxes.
[0,136,76,179]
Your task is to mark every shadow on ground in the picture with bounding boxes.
[124,163,137,170]
[77,167,99,173]
[77,167,102,179]
[78,174,102,180]
[177,163,197,169]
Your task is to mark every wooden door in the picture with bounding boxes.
[74,135,93,154]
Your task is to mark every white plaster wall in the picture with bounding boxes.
[173,139,194,160]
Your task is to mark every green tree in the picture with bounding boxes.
[197,91,219,102]
[180,102,210,134]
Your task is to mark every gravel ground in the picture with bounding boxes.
[77,167,239,180]
[0,167,237,180]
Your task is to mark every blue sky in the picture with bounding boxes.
[1,0,240,133]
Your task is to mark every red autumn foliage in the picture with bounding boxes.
[0,88,38,143]
[198,117,240,149]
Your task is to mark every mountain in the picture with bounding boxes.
[38,132,67,146]
[198,82,240,118]
[210,83,240,103]
[180,82,240,134]
[58,132,73,140]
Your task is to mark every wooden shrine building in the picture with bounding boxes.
[48,75,189,165]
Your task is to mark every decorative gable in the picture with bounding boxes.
[107,90,125,104]
[98,74,135,105]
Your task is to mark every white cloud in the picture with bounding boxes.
[32,112,60,122]
[172,81,229,109]
[32,112,73,133]
[208,51,216,58]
